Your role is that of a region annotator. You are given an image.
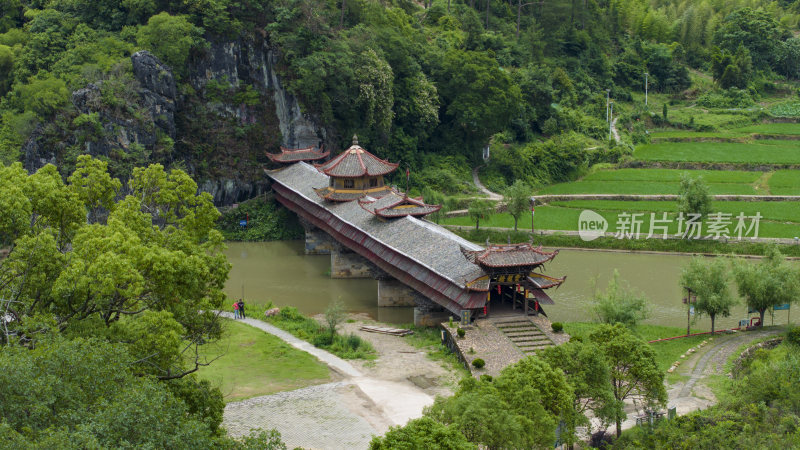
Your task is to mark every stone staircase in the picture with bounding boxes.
[493,317,554,355]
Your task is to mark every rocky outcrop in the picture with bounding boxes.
[21,35,324,206]
[190,37,325,149]
[198,178,268,206]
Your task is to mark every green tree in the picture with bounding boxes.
[680,257,737,334]
[711,45,752,89]
[0,43,13,96]
[136,12,203,78]
[503,180,530,231]
[67,155,122,223]
[713,7,786,69]
[11,74,70,119]
[540,340,620,433]
[324,299,346,338]
[589,324,667,438]
[678,173,711,221]
[427,357,575,448]
[0,160,228,382]
[421,187,446,224]
[369,417,475,450]
[468,199,493,230]
[435,49,521,149]
[0,337,277,448]
[592,269,649,328]
[733,245,800,327]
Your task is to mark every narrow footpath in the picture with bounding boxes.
[217,312,441,449]
[472,165,503,200]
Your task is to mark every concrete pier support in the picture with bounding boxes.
[305,228,335,255]
[377,279,417,307]
[330,248,373,278]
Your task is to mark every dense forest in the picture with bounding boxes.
[2,0,800,197]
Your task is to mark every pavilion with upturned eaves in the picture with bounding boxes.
[461,243,565,317]
[265,137,566,325]
[312,135,398,202]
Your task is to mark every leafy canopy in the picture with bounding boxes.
[680,256,736,334]
[592,269,649,328]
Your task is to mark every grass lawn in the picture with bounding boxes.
[635,140,800,164]
[535,168,760,195]
[442,200,800,238]
[768,170,800,195]
[562,322,710,372]
[196,319,332,402]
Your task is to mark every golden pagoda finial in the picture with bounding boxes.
[352,134,359,146]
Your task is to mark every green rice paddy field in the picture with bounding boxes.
[650,123,800,140]
[535,169,762,195]
[442,200,800,238]
[635,140,800,164]
[534,168,800,195]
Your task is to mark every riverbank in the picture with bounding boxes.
[218,311,459,448]
[447,227,800,258]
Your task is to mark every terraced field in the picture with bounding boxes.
[635,140,800,164]
[650,123,800,140]
[535,169,761,195]
[769,170,800,195]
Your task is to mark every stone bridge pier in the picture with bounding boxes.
[310,228,455,326]
[330,245,374,279]
[300,219,335,255]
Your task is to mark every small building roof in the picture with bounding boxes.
[266,145,329,163]
[461,243,558,269]
[315,135,398,178]
[359,191,441,218]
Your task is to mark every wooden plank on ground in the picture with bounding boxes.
[359,325,414,336]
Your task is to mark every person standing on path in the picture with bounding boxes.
[233,301,240,319]
[237,299,246,319]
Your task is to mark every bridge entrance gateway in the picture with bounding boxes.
[266,137,566,326]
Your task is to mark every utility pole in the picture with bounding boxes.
[605,89,610,123]
[608,102,613,141]
[644,72,649,107]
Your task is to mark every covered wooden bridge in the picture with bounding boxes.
[266,139,565,325]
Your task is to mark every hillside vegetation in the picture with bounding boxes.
[1,0,800,195]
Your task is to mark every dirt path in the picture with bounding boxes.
[608,328,781,434]
[674,329,779,399]
[472,165,503,200]
[220,313,456,448]
[611,116,620,143]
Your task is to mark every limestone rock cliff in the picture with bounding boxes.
[21,36,326,206]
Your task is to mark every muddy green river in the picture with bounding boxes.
[224,241,794,329]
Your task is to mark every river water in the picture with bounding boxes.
[224,241,794,330]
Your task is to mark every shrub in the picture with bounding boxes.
[457,328,466,338]
[472,358,485,369]
[551,322,563,333]
[217,197,303,241]
[786,326,800,346]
